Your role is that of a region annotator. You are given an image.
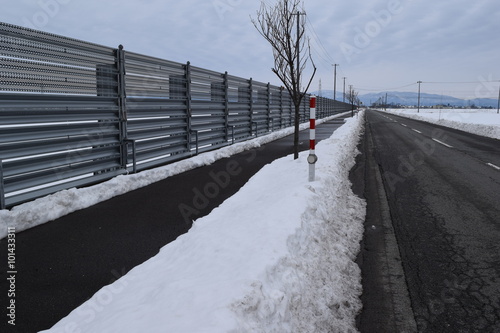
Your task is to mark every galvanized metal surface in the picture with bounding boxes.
[0,22,352,209]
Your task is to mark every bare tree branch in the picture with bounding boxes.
[252,0,316,159]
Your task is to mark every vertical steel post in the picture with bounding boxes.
[185,62,193,151]
[267,83,271,131]
[249,78,254,136]
[280,87,284,128]
[223,72,229,141]
[0,160,5,209]
[117,45,128,169]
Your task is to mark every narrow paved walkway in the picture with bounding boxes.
[1,115,352,333]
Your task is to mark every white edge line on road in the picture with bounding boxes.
[487,163,500,170]
[412,129,422,134]
[401,123,407,127]
[432,138,453,148]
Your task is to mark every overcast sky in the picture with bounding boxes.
[1,0,499,99]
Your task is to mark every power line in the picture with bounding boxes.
[305,16,335,65]
[309,44,334,67]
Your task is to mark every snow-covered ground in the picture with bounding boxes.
[0,112,352,239]
[382,108,500,140]
[36,111,366,333]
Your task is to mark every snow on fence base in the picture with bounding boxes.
[41,112,366,333]
[0,112,351,239]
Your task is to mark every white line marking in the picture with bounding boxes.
[401,123,407,127]
[487,163,500,170]
[432,138,453,148]
[412,129,422,134]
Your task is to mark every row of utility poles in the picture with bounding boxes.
[330,64,356,106]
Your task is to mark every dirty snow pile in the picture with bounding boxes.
[383,108,500,139]
[0,112,351,239]
[41,111,366,333]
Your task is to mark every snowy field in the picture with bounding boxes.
[382,108,500,140]
[36,112,366,333]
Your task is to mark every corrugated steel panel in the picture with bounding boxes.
[0,22,352,209]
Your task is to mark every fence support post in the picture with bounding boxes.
[117,45,128,170]
[267,83,271,131]
[223,71,230,142]
[0,160,5,210]
[249,78,254,137]
[185,61,193,152]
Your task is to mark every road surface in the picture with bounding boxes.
[358,110,500,332]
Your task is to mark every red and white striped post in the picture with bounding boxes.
[307,96,318,181]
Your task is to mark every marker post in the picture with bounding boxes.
[308,96,318,181]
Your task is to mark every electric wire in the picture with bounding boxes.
[305,16,335,65]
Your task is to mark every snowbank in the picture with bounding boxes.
[41,112,366,333]
[0,113,350,239]
[383,108,500,139]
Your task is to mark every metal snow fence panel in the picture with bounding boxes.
[0,22,124,208]
[251,80,271,136]
[0,21,348,209]
[269,86,284,131]
[189,65,228,151]
[123,51,191,171]
[227,75,252,142]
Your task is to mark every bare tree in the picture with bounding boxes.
[252,0,316,159]
[347,86,359,116]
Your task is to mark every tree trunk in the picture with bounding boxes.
[293,102,300,159]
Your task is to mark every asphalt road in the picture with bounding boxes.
[360,110,500,332]
[0,114,353,333]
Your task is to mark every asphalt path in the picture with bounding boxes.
[359,110,500,332]
[0,114,353,333]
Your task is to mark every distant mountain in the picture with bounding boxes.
[310,90,346,101]
[312,90,498,108]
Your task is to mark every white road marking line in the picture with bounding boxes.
[412,129,422,134]
[487,163,500,170]
[401,123,408,127]
[432,138,453,148]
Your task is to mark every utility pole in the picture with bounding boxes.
[332,64,338,101]
[497,83,500,114]
[343,77,346,103]
[417,81,422,113]
[293,11,305,95]
[349,84,354,117]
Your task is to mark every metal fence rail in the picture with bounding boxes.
[0,22,353,209]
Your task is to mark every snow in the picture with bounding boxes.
[382,108,500,140]
[38,111,366,333]
[0,112,351,239]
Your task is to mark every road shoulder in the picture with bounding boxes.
[354,115,417,332]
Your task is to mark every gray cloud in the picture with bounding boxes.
[1,0,498,99]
